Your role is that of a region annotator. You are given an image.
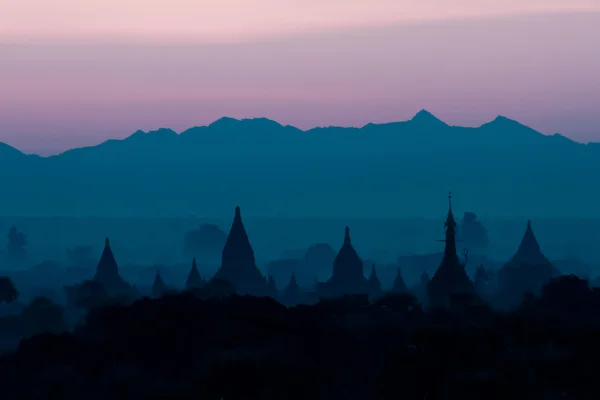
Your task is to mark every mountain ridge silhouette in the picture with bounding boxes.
[0,110,584,157]
[1,110,598,218]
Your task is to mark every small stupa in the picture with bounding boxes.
[391,268,408,293]
[186,257,205,290]
[367,264,383,299]
[318,226,368,298]
[152,270,168,297]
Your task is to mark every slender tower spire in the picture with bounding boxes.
[344,226,351,245]
[443,191,459,264]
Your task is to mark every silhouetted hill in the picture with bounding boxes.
[2,111,599,217]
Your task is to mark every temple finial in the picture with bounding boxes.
[235,206,241,218]
[448,191,452,210]
[344,226,351,244]
[105,237,110,247]
[192,257,197,268]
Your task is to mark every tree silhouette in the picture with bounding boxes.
[22,296,66,337]
[460,212,489,251]
[0,277,18,303]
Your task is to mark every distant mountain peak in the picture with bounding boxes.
[485,115,526,128]
[210,117,240,128]
[125,128,177,141]
[410,109,448,127]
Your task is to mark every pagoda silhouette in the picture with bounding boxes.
[281,272,300,306]
[152,269,168,297]
[93,237,133,297]
[427,192,475,307]
[391,268,409,293]
[496,220,559,308]
[211,206,266,295]
[185,257,205,290]
[318,226,368,298]
[367,264,383,299]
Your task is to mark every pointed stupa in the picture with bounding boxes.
[93,237,129,295]
[186,257,204,290]
[282,272,301,306]
[498,220,557,303]
[506,220,550,267]
[428,192,475,307]
[367,264,383,298]
[331,226,364,280]
[152,270,167,297]
[319,226,368,298]
[212,206,266,295]
[392,268,408,293]
[266,275,279,298]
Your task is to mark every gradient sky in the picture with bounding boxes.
[1,1,599,154]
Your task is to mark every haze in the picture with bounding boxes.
[0,1,599,154]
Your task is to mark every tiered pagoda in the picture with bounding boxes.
[427,192,475,307]
[318,226,368,298]
[211,206,266,295]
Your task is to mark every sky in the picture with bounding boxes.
[1,1,599,154]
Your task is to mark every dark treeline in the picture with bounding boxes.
[0,197,598,398]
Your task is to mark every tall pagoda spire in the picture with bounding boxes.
[443,191,459,264]
[344,226,351,245]
[428,192,475,307]
[94,237,125,287]
[212,206,266,295]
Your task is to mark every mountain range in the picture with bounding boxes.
[1,110,599,218]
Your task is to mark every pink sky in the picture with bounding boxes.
[2,0,599,42]
[0,2,599,154]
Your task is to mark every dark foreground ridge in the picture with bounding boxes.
[1,284,600,400]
